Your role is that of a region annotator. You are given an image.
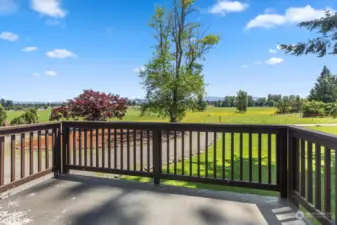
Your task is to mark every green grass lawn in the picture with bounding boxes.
[8,106,337,125]
[7,109,51,123]
[309,126,337,135]
[124,133,279,196]
[114,106,337,124]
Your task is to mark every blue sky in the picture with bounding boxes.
[1,0,337,102]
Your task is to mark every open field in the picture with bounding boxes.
[6,107,337,125]
[7,109,51,123]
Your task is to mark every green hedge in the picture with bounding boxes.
[302,101,337,118]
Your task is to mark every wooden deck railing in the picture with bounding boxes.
[0,122,61,193]
[0,121,336,224]
[288,126,337,225]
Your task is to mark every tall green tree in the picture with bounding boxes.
[308,66,337,103]
[294,95,303,113]
[195,94,207,111]
[139,0,220,122]
[236,90,248,113]
[280,11,337,57]
[247,95,255,107]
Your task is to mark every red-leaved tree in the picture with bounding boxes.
[50,90,128,121]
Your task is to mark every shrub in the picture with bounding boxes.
[0,104,7,126]
[50,90,128,121]
[276,100,292,114]
[325,102,337,118]
[9,108,39,126]
[23,108,39,123]
[302,101,326,117]
[50,105,71,121]
[10,116,26,125]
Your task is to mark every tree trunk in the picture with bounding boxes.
[170,115,177,123]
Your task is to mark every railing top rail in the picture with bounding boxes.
[62,121,287,133]
[0,122,60,136]
[289,125,337,150]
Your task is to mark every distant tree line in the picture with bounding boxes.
[126,99,146,106]
[209,94,303,109]
[0,98,63,110]
[0,99,13,110]
[207,65,337,117]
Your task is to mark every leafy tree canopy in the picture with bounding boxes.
[236,90,248,113]
[50,90,128,121]
[139,0,220,122]
[308,66,337,103]
[280,11,337,57]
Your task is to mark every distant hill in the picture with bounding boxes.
[205,96,261,101]
[204,96,224,102]
[13,101,64,104]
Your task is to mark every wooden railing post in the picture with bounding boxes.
[62,123,70,174]
[152,129,162,185]
[53,126,62,176]
[278,128,288,198]
[0,136,4,186]
[288,129,299,207]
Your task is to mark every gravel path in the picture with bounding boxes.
[294,124,337,127]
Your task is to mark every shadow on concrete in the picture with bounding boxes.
[0,174,307,225]
[53,174,302,225]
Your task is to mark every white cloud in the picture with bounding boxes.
[46,49,77,59]
[269,44,282,54]
[209,0,248,15]
[22,46,38,52]
[241,64,248,69]
[269,48,277,54]
[246,5,333,29]
[0,0,18,14]
[31,0,66,18]
[133,66,145,73]
[246,14,287,29]
[32,72,40,77]
[45,71,57,76]
[0,32,18,41]
[265,57,284,65]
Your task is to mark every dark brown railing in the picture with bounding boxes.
[288,126,337,225]
[0,122,61,193]
[0,121,336,224]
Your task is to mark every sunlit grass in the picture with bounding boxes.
[123,133,279,196]
[6,106,337,125]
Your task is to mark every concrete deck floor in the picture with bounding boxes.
[0,175,309,225]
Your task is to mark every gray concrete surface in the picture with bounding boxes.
[0,174,307,225]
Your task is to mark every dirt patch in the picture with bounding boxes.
[15,129,184,151]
